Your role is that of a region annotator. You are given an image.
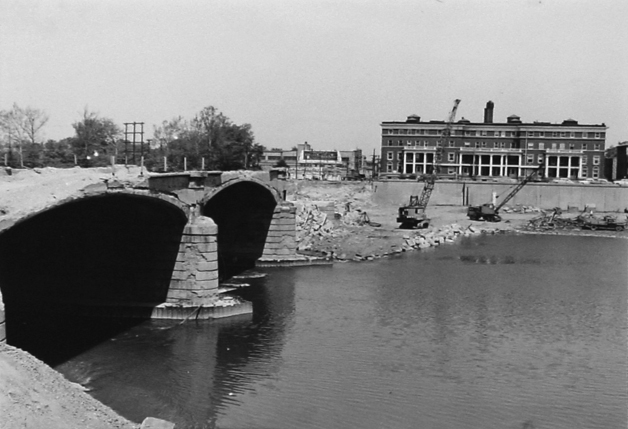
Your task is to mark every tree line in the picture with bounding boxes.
[0,104,265,171]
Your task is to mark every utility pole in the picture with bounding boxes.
[124,122,144,165]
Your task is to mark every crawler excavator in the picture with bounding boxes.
[397,99,461,228]
[466,161,545,222]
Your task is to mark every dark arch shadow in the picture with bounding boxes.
[0,193,188,365]
[202,181,278,280]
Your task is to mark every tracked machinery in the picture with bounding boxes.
[397,99,461,228]
[466,161,545,222]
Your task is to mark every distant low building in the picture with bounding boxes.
[604,142,628,181]
[260,143,369,180]
[380,101,608,180]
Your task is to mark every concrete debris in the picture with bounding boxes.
[522,208,586,232]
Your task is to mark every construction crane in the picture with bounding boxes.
[466,160,545,222]
[397,99,461,228]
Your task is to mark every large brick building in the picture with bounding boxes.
[380,101,607,180]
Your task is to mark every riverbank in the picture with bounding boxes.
[289,180,627,261]
[0,343,138,429]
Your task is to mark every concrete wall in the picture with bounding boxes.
[373,180,628,212]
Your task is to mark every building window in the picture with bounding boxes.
[559,143,565,150]
[569,143,575,149]
[560,132,566,138]
[582,167,588,177]
[594,132,601,139]
[582,143,588,150]
[448,153,455,162]
[594,143,601,150]
[475,142,480,148]
[539,142,545,150]
[465,131,476,136]
[527,155,534,164]
[528,143,534,149]
[400,129,407,135]
[464,141,470,147]
[387,152,393,160]
[528,131,534,137]
[538,155,544,163]
[500,142,506,148]
[539,131,545,137]
[551,143,557,149]
[480,130,487,136]
[582,155,588,164]
[481,141,487,147]
[448,141,455,147]
[494,142,499,148]
[570,132,575,138]
[592,166,599,178]
[386,164,392,172]
[397,152,402,160]
[552,132,559,137]
[593,156,600,165]
[448,168,456,175]
[407,140,412,146]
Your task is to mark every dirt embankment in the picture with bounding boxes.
[288,181,536,261]
[0,343,138,429]
[288,180,627,260]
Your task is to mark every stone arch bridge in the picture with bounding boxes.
[0,169,298,341]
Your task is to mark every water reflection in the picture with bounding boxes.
[56,235,627,429]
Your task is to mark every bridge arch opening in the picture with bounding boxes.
[202,180,279,279]
[0,193,188,363]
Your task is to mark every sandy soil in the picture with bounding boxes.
[0,343,138,429]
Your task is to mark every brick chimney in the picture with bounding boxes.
[484,101,494,123]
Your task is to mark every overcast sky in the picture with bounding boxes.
[1,0,626,155]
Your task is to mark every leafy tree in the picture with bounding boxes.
[275,158,289,168]
[42,138,76,167]
[71,109,121,167]
[151,106,264,172]
[0,103,49,168]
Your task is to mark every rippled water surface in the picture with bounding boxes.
[56,234,628,429]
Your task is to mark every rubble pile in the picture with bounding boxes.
[500,204,542,214]
[295,202,350,253]
[521,209,584,232]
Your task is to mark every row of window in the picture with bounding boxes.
[385,163,601,177]
[382,129,605,139]
[387,151,601,165]
[386,139,603,150]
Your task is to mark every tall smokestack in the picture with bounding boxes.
[484,101,494,123]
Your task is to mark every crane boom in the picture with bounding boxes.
[397,99,461,229]
[495,161,545,211]
[415,99,461,209]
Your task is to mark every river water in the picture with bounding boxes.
[55,234,627,429]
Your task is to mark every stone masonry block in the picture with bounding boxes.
[184,223,217,235]
[178,242,218,254]
[181,234,213,243]
[197,261,218,271]
[195,270,219,281]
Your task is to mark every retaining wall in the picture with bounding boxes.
[373,180,628,212]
